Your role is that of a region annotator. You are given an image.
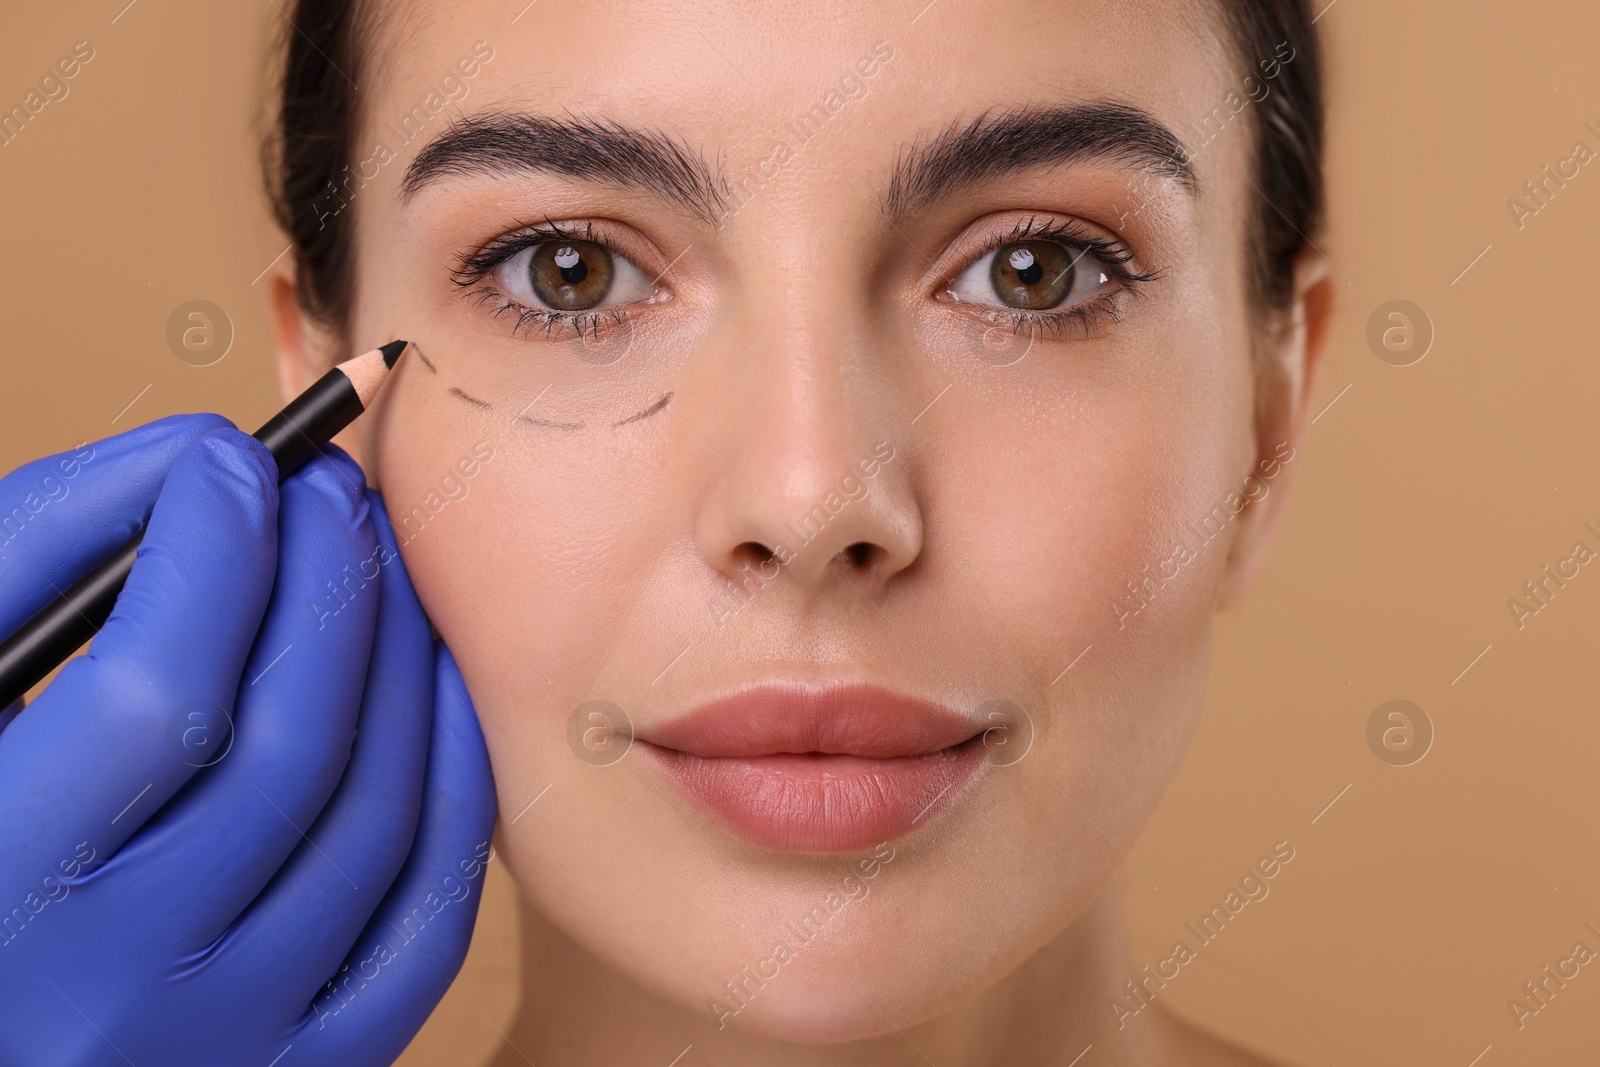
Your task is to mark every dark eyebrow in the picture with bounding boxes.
[884,103,1198,218]
[399,112,728,223]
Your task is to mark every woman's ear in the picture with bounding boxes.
[1215,248,1337,609]
[267,255,370,470]
[269,257,308,399]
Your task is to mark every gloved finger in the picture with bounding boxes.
[223,489,432,980]
[0,413,231,635]
[118,449,380,936]
[294,642,496,1058]
[0,429,280,874]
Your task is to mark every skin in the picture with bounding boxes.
[269,1,1334,1063]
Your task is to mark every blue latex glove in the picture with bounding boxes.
[0,416,497,1067]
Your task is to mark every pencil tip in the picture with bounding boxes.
[379,339,409,368]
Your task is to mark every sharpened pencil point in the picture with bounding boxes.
[379,339,409,368]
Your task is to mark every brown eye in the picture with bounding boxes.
[989,240,1076,310]
[487,229,658,326]
[529,240,615,311]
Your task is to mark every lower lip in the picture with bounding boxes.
[644,738,987,852]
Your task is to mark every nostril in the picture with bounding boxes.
[843,541,876,568]
[734,541,776,567]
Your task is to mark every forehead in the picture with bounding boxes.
[363,0,1238,179]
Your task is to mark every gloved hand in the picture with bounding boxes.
[0,415,497,1067]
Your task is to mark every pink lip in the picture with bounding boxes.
[640,683,988,852]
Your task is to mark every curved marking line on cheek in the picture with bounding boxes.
[448,386,493,409]
[411,343,439,374]
[517,415,586,433]
[613,392,674,428]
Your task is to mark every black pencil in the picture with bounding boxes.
[0,339,409,711]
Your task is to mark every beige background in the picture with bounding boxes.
[3,1,1598,1063]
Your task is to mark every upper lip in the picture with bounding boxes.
[641,682,981,759]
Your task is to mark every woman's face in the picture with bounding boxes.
[307,0,1316,1041]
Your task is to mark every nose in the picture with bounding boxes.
[690,316,923,599]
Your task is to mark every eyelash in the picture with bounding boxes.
[451,220,640,340]
[451,215,1158,342]
[945,216,1159,338]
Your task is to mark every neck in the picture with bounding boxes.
[494,886,1194,1067]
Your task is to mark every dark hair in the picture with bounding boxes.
[263,0,366,330]
[1219,0,1326,316]
[263,0,1323,333]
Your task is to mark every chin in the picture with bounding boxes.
[692,934,978,1045]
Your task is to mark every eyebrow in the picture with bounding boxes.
[883,103,1198,218]
[400,112,728,222]
[400,103,1193,225]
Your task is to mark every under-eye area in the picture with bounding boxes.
[515,413,585,433]
[497,392,673,435]
[411,343,440,374]
[614,392,673,428]
[447,385,492,409]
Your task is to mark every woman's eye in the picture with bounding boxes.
[492,238,656,312]
[946,239,1115,311]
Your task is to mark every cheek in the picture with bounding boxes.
[935,361,1251,677]
[372,373,683,774]
[927,325,1256,834]
[380,401,656,672]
